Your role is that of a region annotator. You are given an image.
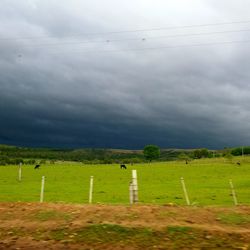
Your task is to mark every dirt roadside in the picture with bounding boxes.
[0,203,249,249]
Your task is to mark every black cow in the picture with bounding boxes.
[236,161,241,166]
[120,164,127,169]
[34,164,40,169]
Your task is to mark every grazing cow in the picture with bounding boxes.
[236,161,241,166]
[120,164,127,169]
[34,164,40,169]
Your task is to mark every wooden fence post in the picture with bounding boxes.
[181,177,190,205]
[18,163,22,182]
[40,176,45,203]
[229,179,238,206]
[132,170,138,203]
[89,176,94,204]
[129,181,134,204]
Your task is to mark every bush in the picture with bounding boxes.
[231,147,250,156]
[25,159,36,165]
[143,145,160,162]
[193,148,209,159]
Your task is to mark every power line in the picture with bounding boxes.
[2,19,250,41]
[16,28,250,48]
[48,39,250,56]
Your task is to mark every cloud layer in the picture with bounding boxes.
[1,0,250,149]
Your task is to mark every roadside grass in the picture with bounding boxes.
[49,224,192,246]
[218,212,250,225]
[0,157,249,205]
[33,210,72,222]
[70,224,153,243]
[48,224,156,247]
[0,227,25,239]
[0,220,249,249]
[167,225,192,234]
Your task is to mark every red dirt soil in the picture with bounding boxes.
[0,203,249,249]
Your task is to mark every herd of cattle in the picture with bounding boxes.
[34,164,128,169]
[34,161,241,169]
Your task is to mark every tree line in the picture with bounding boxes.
[0,144,248,165]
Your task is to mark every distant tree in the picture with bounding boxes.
[143,145,160,162]
[14,158,24,165]
[231,146,250,156]
[231,147,242,156]
[193,149,202,159]
[193,148,209,159]
[178,153,191,164]
[201,148,209,157]
[103,158,112,164]
[25,159,36,165]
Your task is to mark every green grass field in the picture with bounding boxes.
[0,157,249,205]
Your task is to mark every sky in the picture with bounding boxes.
[1,0,250,149]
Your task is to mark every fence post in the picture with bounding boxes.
[18,163,22,182]
[129,181,134,204]
[181,177,190,205]
[89,176,94,204]
[132,170,138,203]
[40,176,45,203]
[229,179,238,206]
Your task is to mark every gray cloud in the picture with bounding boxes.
[1,0,250,149]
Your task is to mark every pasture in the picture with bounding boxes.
[0,157,249,205]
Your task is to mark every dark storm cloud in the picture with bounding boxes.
[1,0,250,149]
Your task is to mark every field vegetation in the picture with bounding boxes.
[0,157,249,205]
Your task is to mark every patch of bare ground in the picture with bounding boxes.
[0,203,249,249]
